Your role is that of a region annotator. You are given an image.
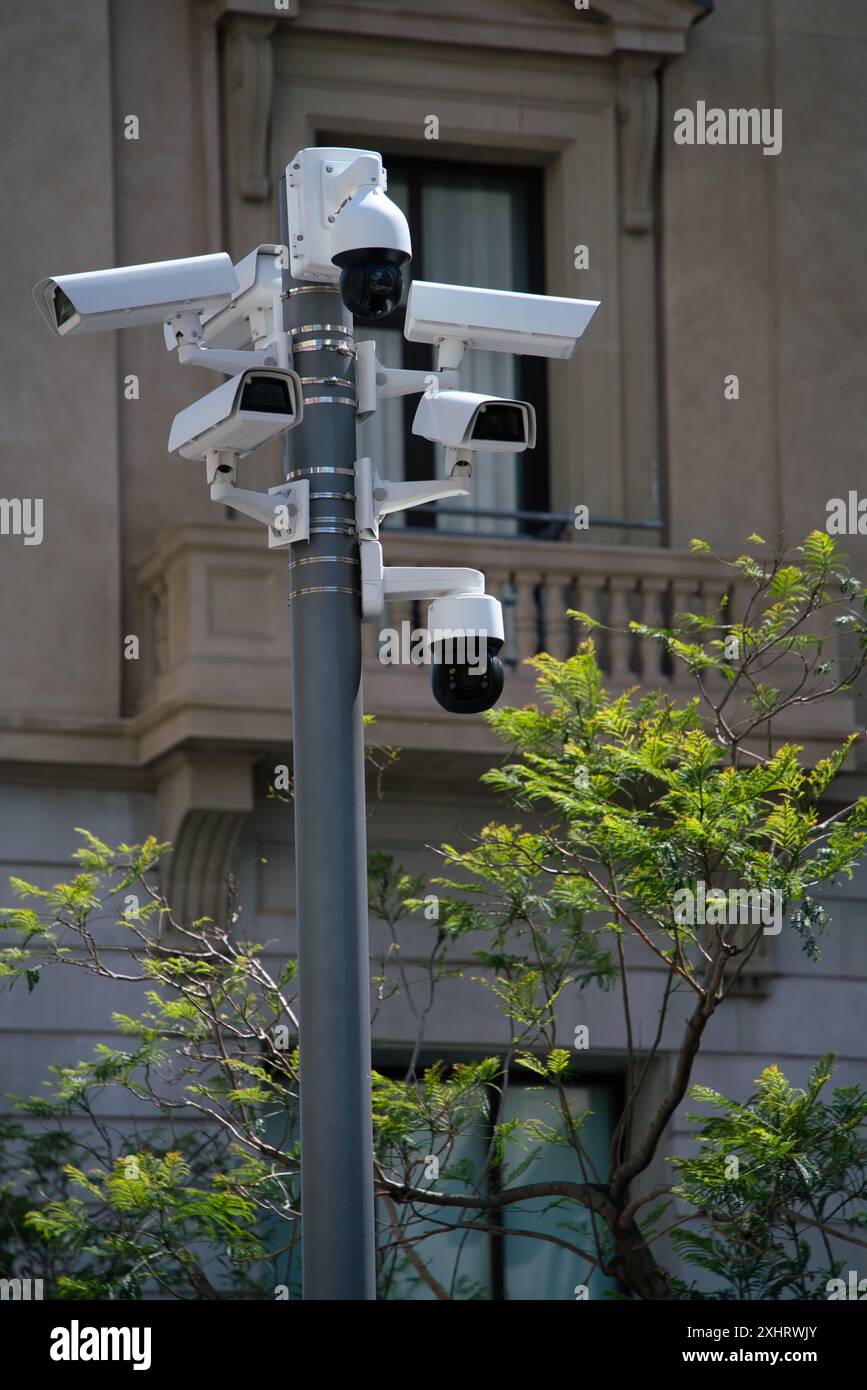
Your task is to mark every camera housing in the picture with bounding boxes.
[427,592,506,715]
[405,279,600,364]
[285,147,411,314]
[412,389,536,454]
[170,244,285,352]
[330,185,410,321]
[33,253,238,339]
[168,367,303,461]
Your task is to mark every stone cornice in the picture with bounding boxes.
[203,0,709,58]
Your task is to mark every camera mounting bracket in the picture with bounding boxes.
[358,536,486,620]
[355,340,460,415]
[178,343,280,375]
[354,455,469,541]
[286,148,384,283]
[204,449,309,549]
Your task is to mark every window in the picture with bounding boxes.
[354,156,549,537]
[375,1070,620,1301]
[259,1060,620,1299]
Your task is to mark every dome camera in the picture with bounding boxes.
[332,247,409,323]
[284,148,412,318]
[330,184,411,322]
[426,591,506,715]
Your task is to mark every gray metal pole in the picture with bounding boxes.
[279,175,375,1300]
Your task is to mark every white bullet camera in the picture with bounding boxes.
[33,253,238,340]
[412,389,536,455]
[405,280,600,366]
[285,147,411,321]
[168,367,303,461]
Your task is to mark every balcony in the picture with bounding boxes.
[135,523,860,766]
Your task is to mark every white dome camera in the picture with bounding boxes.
[427,591,505,715]
[285,147,411,321]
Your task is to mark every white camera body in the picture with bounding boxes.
[33,253,238,338]
[412,389,536,454]
[427,591,505,647]
[405,280,600,363]
[168,367,303,461]
[285,146,410,283]
[180,244,286,353]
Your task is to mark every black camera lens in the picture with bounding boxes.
[368,265,398,297]
[332,248,409,323]
[239,375,291,413]
[451,664,487,696]
[471,403,525,444]
[430,639,505,715]
[53,285,77,329]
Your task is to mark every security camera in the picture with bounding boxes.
[285,147,411,321]
[330,188,410,322]
[412,390,536,454]
[33,253,238,340]
[405,280,599,366]
[427,592,505,715]
[168,367,303,461]
[187,243,285,353]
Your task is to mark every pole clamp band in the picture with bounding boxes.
[291,323,353,335]
[287,554,359,571]
[292,337,355,355]
[288,585,360,601]
[286,466,355,479]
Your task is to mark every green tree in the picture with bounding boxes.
[2,532,867,1298]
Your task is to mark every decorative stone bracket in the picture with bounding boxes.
[155,748,257,928]
[223,14,279,202]
[617,53,663,235]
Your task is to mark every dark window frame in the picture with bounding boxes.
[319,147,551,534]
[372,1053,623,1300]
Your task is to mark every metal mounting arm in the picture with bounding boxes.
[204,448,308,549]
[178,343,279,374]
[355,455,469,539]
[355,341,460,414]
[324,154,381,213]
[359,535,486,618]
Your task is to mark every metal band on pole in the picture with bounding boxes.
[285,284,343,297]
[292,337,355,354]
[290,322,353,335]
[286,466,355,479]
[287,555,360,570]
[288,585,361,601]
[298,376,355,388]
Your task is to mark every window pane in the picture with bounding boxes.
[500,1082,619,1301]
[422,173,528,536]
[422,175,526,291]
[376,1126,491,1300]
